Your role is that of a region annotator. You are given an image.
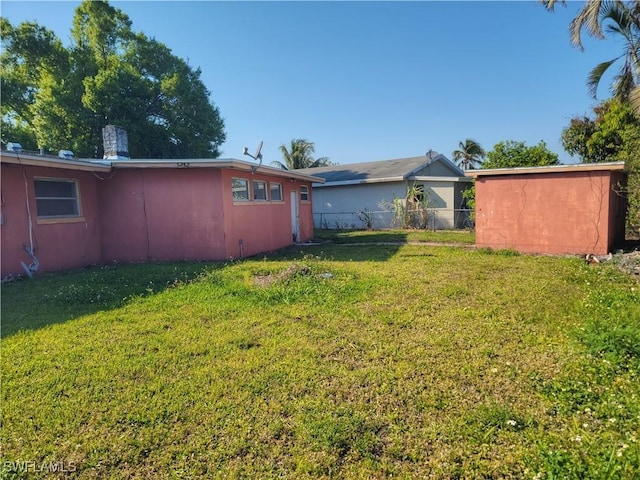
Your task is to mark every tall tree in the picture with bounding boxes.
[482,140,560,169]
[0,18,68,149]
[0,0,225,158]
[562,98,638,163]
[541,0,640,113]
[452,139,485,170]
[271,138,331,170]
[585,1,640,102]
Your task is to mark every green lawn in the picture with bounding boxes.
[313,228,475,245]
[1,235,639,479]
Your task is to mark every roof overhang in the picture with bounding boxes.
[465,161,626,178]
[1,151,324,183]
[1,151,112,172]
[108,158,325,183]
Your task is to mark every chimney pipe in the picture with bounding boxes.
[102,125,130,160]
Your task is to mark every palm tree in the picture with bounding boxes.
[271,138,330,170]
[452,139,485,170]
[541,0,610,49]
[541,0,640,113]
[585,2,640,102]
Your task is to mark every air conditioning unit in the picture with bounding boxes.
[58,150,74,159]
[7,142,22,153]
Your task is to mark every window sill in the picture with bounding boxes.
[37,216,85,225]
[233,201,286,206]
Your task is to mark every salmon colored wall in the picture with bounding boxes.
[220,170,315,258]
[298,182,315,242]
[475,170,623,255]
[97,169,226,263]
[2,162,317,277]
[1,163,102,277]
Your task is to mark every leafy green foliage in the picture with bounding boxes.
[483,140,560,169]
[562,99,639,163]
[561,114,600,162]
[0,1,225,158]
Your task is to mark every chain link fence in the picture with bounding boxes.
[313,209,474,230]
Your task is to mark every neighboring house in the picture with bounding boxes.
[466,162,627,255]
[1,150,322,278]
[298,154,472,230]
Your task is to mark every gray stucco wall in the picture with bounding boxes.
[312,180,468,229]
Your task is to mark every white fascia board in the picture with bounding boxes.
[1,152,112,172]
[410,175,473,183]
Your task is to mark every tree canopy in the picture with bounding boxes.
[271,139,332,170]
[482,140,560,169]
[0,0,225,158]
[562,98,639,163]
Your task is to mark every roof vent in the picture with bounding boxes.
[58,150,74,159]
[7,142,22,153]
[102,125,130,160]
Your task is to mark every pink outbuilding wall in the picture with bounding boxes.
[470,164,627,255]
[1,153,320,278]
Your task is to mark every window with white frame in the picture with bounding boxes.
[232,178,249,201]
[34,179,80,218]
[253,180,267,201]
[300,185,310,201]
[270,182,283,201]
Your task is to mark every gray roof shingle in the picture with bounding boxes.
[297,154,464,184]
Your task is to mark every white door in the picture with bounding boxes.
[290,191,300,242]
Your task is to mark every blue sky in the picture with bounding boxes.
[2,1,619,165]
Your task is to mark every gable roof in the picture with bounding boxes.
[297,154,467,187]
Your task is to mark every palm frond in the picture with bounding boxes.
[612,60,637,99]
[630,85,640,115]
[587,58,619,98]
[570,0,608,49]
[539,0,566,12]
[269,160,289,170]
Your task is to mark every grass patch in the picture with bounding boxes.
[1,240,638,478]
[313,228,475,245]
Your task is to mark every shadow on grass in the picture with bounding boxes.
[313,229,410,244]
[0,261,216,338]
[1,232,470,338]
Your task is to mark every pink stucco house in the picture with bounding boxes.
[1,150,323,278]
[466,162,627,255]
